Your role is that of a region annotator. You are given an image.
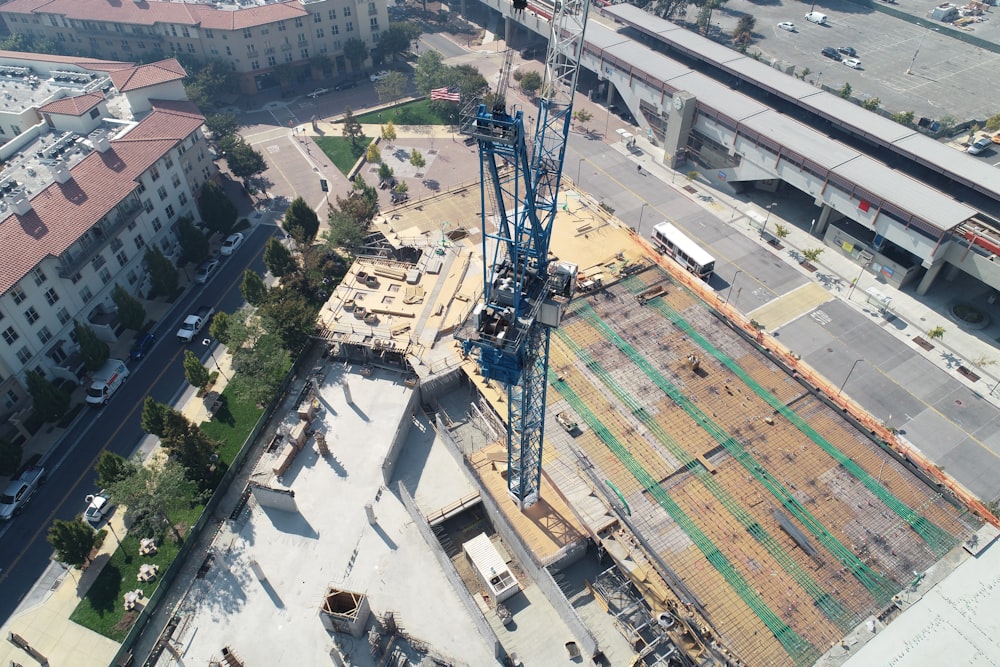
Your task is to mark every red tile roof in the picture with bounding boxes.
[38,92,104,116]
[0,0,307,30]
[0,105,205,294]
[0,50,133,73]
[110,58,187,93]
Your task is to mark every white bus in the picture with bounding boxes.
[651,221,715,282]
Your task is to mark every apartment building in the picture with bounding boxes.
[0,53,216,427]
[0,0,390,95]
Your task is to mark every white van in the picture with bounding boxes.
[805,11,828,24]
[85,358,129,406]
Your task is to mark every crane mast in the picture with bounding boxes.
[459,0,590,508]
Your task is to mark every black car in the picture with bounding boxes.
[130,332,155,361]
[333,79,357,91]
[838,46,857,57]
[821,47,842,61]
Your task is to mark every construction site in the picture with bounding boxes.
[305,182,987,666]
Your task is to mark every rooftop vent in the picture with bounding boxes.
[8,193,32,216]
[94,135,110,153]
[52,162,72,184]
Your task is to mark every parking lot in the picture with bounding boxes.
[710,0,1000,123]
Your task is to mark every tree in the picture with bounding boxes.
[414,49,447,95]
[141,396,170,437]
[325,177,379,247]
[732,14,755,44]
[204,112,240,140]
[176,216,210,266]
[282,197,321,246]
[48,518,100,568]
[646,0,693,20]
[183,350,210,389]
[197,181,238,237]
[378,163,395,184]
[183,59,240,112]
[209,310,233,346]
[241,269,268,306]
[74,321,110,372]
[892,110,915,126]
[160,410,218,482]
[839,82,852,99]
[264,237,297,277]
[25,370,70,423]
[375,71,408,105]
[144,245,179,299]
[381,121,397,144]
[310,54,333,79]
[394,181,409,195]
[219,136,267,182]
[342,107,364,147]
[449,64,489,105]
[375,22,421,62]
[108,456,203,542]
[519,70,542,97]
[937,114,957,135]
[985,114,1000,132]
[366,142,382,164]
[230,332,292,406]
[862,97,881,112]
[927,325,946,340]
[409,149,426,169]
[802,248,824,262]
[343,37,369,73]
[95,451,135,490]
[112,284,146,331]
[260,288,319,352]
[572,109,592,128]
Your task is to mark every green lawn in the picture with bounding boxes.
[314,135,374,176]
[200,383,266,465]
[355,99,457,126]
[70,504,203,641]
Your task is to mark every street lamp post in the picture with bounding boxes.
[725,269,742,305]
[202,339,230,381]
[577,157,585,184]
[638,202,650,234]
[760,202,777,239]
[847,260,870,300]
[838,359,865,396]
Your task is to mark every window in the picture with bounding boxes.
[301,48,309,59]
[314,13,322,23]
[369,1,377,13]
[157,185,168,201]
[164,156,174,170]
[294,17,303,27]
[165,205,176,219]
[134,235,145,250]
[98,267,111,284]
[267,55,277,66]
[56,307,70,325]
[149,165,160,181]
[24,307,39,325]
[79,286,93,302]
[328,8,336,19]
[44,288,59,305]
[171,174,181,189]
[205,29,214,38]
[70,272,82,285]
[346,21,354,32]
[332,25,339,35]
[10,286,26,305]
[110,238,123,252]
[37,326,52,344]
[370,18,378,28]
[316,28,324,38]
[91,254,106,271]
[151,218,162,232]
[298,32,307,43]
[243,28,252,38]
[32,267,47,285]
[116,251,128,267]
[2,327,18,345]
[49,343,67,364]
[278,21,286,31]
[178,192,188,206]
[225,46,232,56]
[344,6,351,16]
[4,390,18,410]
[252,59,260,70]
[15,346,30,365]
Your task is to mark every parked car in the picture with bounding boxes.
[391,191,409,204]
[967,137,993,155]
[84,491,115,526]
[842,58,863,70]
[130,332,156,361]
[220,232,244,256]
[838,46,857,57]
[777,22,797,32]
[821,47,842,61]
[333,79,357,91]
[195,258,220,284]
[369,71,389,83]
[307,87,329,98]
[805,11,828,24]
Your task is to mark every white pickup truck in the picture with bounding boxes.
[0,465,46,520]
[176,305,214,343]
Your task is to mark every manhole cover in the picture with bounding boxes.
[955,399,964,407]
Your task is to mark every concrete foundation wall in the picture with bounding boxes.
[249,483,297,513]
[436,415,600,660]
[380,388,418,485]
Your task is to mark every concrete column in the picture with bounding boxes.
[814,203,834,236]
[343,380,353,405]
[504,16,512,45]
[916,260,947,295]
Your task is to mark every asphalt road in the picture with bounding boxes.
[0,224,277,626]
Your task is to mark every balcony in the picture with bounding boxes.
[57,197,143,278]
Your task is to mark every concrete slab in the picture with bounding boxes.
[748,281,833,330]
[902,410,970,462]
[938,442,1000,502]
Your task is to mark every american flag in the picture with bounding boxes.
[430,86,461,102]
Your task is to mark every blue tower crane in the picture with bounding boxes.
[458,0,591,508]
